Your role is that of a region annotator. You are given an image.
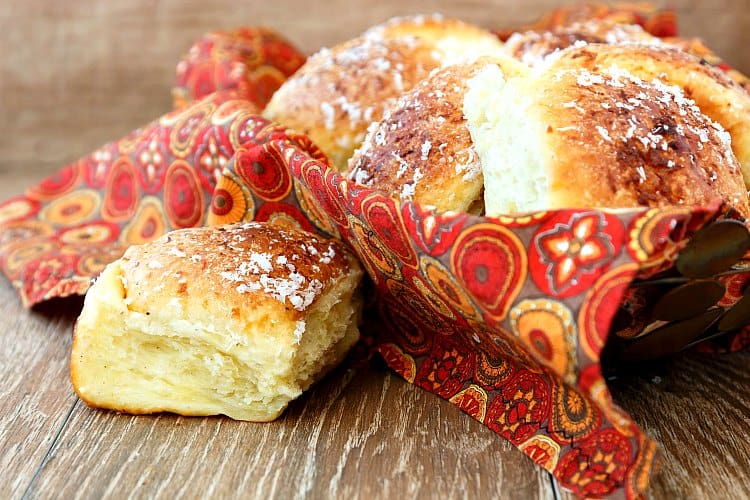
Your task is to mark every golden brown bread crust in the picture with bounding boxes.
[115,222,355,321]
[262,15,504,172]
[504,20,659,66]
[263,33,435,171]
[527,63,749,214]
[539,44,750,188]
[346,55,529,214]
[70,222,363,421]
[663,36,750,94]
[346,61,484,213]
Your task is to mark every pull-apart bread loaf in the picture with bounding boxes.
[346,56,527,214]
[262,15,505,171]
[71,223,363,421]
[505,26,750,186]
[467,45,750,217]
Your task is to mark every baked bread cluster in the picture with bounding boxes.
[341,18,750,218]
[71,222,363,421]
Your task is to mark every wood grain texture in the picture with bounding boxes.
[609,353,750,500]
[0,283,80,499]
[0,173,78,498]
[25,366,555,500]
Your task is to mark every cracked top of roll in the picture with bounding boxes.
[262,14,505,172]
[117,222,361,319]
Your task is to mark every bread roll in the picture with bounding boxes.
[71,222,363,421]
[507,42,750,186]
[464,55,750,217]
[263,14,505,171]
[662,36,750,94]
[505,20,750,95]
[505,20,659,67]
[346,56,527,214]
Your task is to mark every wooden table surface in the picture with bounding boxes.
[2,1,750,499]
[2,185,750,500]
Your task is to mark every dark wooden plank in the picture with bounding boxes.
[613,353,750,500]
[26,364,555,499]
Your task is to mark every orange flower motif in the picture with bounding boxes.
[535,213,615,295]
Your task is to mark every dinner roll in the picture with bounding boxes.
[518,44,750,187]
[464,58,750,217]
[71,222,363,421]
[263,14,505,171]
[346,56,527,214]
[505,20,750,95]
[505,20,660,67]
[663,36,750,94]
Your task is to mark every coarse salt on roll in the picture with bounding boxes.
[464,49,750,217]
[71,222,363,421]
[263,14,505,171]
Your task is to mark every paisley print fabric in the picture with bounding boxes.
[172,27,306,110]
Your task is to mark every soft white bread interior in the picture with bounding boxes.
[464,47,750,218]
[262,14,505,171]
[346,55,527,214]
[71,222,363,421]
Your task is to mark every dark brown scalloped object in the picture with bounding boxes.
[606,218,750,363]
